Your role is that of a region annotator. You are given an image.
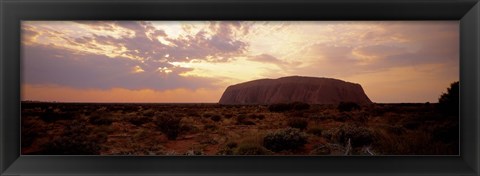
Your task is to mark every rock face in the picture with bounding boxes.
[219,76,372,105]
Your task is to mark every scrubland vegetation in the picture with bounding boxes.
[21,82,459,155]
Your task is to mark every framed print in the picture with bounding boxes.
[1,0,479,175]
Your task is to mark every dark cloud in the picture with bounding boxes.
[22,44,221,90]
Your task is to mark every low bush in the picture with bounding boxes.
[204,124,218,131]
[155,113,182,140]
[217,147,234,155]
[268,103,291,112]
[248,114,265,120]
[41,120,100,155]
[89,112,114,126]
[337,102,361,112]
[234,143,272,155]
[309,145,331,155]
[335,124,374,147]
[403,121,421,130]
[127,115,150,126]
[211,114,222,122]
[287,118,308,130]
[291,102,310,111]
[268,102,310,112]
[223,113,234,119]
[40,108,74,122]
[263,128,307,152]
[142,109,156,117]
[307,127,323,136]
[236,114,255,125]
[226,141,238,148]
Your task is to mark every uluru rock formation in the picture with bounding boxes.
[219,76,372,105]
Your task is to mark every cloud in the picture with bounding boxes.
[21,25,41,44]
[72,21,248,63]
[22,44,221,91]
[249,54,285,66]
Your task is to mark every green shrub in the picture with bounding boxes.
[211,114,222,122]
[287,118,308,130]
[40,108,74,122]
[268,102,310,112]
[127,115,150,126]
[234,143,272,155]
[307,127,323,136]
[309,145,331,155]
[226,141,238,148]
[89,112,113,126]
[204,124,218,131]
[263,128,307,152]
[223,113,234,119]
[217,147,234,155]
[142,109,156,117]
[337,102,361,112]
[335,124,374,147]
[155,113,182,140]
[291,102,310,111]
[248,114,265,120]
[403,121,420,130]
[203,112,214,118]
[438,81,459,116]
[41,120,100,155]
[268,103,292,112]
[236,114,255,125]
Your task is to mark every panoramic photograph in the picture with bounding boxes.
[21,21,459,155]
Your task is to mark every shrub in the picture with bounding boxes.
[217,147,234,155]
[142,109,156,117]
[226,141,238,148]
[180,123,199,134]
[337,102,361,112]
[438,81,459,116]
[287,118,308,130]
[211,114,222,122]
[40,108,74,122]
[234,143,272,155]
[155,113,182,140]
[248,114,265,120]
[236,114,255,125]
[203,112,214,118]
[291,102,310,111]
[268,102,310,112]
[263,128,307,152]
[309,145,331,155]
[223,113,234,119]
[185,149,204,155]
[307,127,323,136]
[403,121,420,130]
[41,120,100,155]
[432,123,459,143]
[217,141,238,155]
[335,124,374,147]
[204,124,218,131]
[89,112,113,126]
[21,117,45,147]
[127,115,150,126]
[268,103,292,112]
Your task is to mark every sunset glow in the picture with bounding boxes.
[21,21,459,103]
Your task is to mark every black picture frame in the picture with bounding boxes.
[1,0,479,175]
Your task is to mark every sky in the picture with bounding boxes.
[21,21,459,103]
